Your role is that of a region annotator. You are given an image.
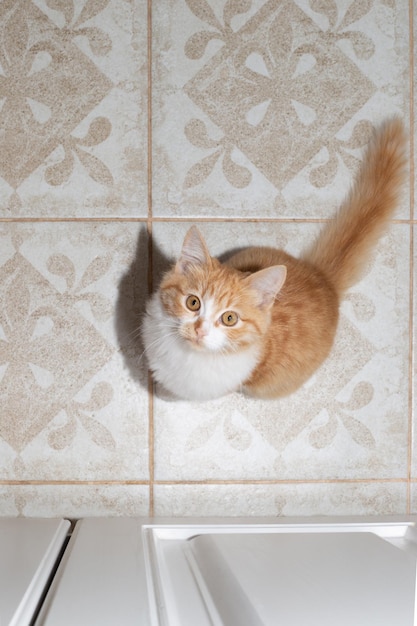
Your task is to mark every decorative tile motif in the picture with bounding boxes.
[154,482,408,517]
[0,0,112,190]
[0,484,150,517]
[183,0,375,190]
[0,0,147,217]
[153,0,406,218]
[0,251,113,452]
[0,223,149,482]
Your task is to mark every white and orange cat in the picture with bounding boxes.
[142,118,407,401]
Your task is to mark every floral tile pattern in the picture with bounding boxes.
[0,0,147,217]
[0,484,149,517]
[153,482,408,517]
[0,223,149,484]
[0,0,415,518]
[153,0,408,218]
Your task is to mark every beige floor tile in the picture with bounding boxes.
[411,226,417,479]
[0,0,147,218]
[153,481,407,517]
[0,484,149,517]
[0,223,149,481]
[408,482,417,515]
[151,222,409,481]
[152,0,409,219]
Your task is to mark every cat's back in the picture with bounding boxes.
[228,246,340,398]
[227,245,336,302]
[227,245,338,333]
[226,245,292,274]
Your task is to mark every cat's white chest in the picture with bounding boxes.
[142,295,260,401]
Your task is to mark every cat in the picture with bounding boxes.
[142,118,407,401]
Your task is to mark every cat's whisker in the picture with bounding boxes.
[123,325,142,339]
[137,329,179,366]
[123,318,180,353]
[123,328,143,349]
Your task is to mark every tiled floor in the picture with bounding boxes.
[0,0,415,518]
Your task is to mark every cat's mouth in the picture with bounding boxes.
[188,336,210,350]
[180,323,225,353]
[186,334,221,353]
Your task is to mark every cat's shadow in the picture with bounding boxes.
[114,226,172,393]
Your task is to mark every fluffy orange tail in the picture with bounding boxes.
[304,118,407,293]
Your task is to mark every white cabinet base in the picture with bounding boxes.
[0,518,70,626]
[32,516,417,626]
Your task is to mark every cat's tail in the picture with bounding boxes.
[303,117,407,294]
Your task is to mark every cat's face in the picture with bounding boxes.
[160,263,264,352]
[157,228,287,354]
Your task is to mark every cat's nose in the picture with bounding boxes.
[194,319,208,341]
[195,325,206,338]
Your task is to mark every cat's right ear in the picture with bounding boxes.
[245,265,287,309]
[175,226,211,274]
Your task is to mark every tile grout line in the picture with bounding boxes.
[150,478,410,487]
[147,0,155,518]
[0,478,409,486]
[143,217,416,224]
[407,0,415,515]
[0,217,415,224]
[0,217,149,222]
[0,481,151,486]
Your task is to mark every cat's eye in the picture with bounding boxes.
[186,295,201,311]
[221,311,239,327]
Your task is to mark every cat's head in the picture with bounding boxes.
[158,227,286,354]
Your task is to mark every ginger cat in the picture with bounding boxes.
[142,118,407,401]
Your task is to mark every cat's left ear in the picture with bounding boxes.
[175,226,211,274]
[245,265,287,309]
